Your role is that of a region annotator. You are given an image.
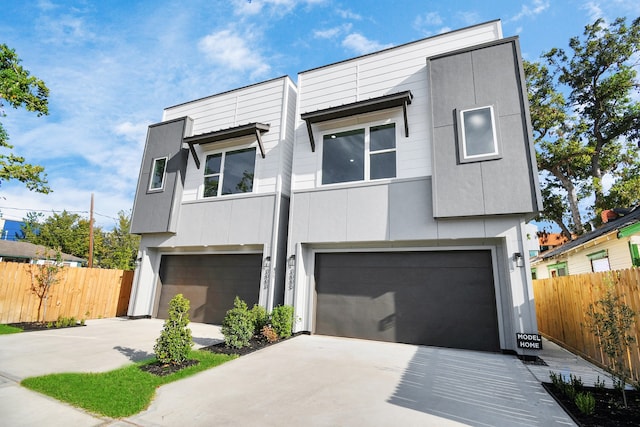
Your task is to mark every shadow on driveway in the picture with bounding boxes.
[388,346,573,426]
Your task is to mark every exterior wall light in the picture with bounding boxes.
[513,252,524,268]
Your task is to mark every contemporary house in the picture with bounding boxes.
[284,20,541,354]
[128,76,297,323]
[531,206,640,279]
[128,20,542,355]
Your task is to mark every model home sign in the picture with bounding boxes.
[517,333,543,350]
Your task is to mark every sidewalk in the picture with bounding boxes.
[527,337,615,387]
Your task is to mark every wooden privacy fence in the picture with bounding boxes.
[533,269,640,383]
[0,262,134,324]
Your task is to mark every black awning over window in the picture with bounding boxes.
[184,122,270,168]
[300,91,412,152]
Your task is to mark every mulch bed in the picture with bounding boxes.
[201,331,309,357]
[139,359,200,376]
[140,332,308,377]
[7,321,86,332]
[543,383,640,426]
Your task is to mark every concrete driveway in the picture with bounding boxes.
[0,318,576,426]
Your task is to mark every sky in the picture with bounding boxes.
[1,0,639,230]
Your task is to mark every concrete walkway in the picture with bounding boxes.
[0,318,608,426]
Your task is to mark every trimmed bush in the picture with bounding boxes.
[222,297,253,349]
[154,294,193,365]
[249,304,269,334]
[271,305,294,338]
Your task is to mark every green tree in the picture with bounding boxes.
[586,278,636,407]
[19,211,104,261]
[154,294,193,365]
[525,17,640,234]
[100,210,140,270]
[0,44,50,193]
[30,248,63,322]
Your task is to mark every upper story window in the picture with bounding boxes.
[149,157,167,191]
[203,147,256,198]
[458,105,500,163]
[321,123,396,185]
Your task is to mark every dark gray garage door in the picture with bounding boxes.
[314,250,500,352]
[157,254,261,324]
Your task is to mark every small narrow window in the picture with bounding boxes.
[458,105,500,163]
[149,157,167,191]
[370,124,396,180]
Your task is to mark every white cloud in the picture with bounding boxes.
[456,11,481,26]
[232,0,325,16]
[336,9,362,20]
[415,12,443,27]
[314,23,352,39]
[582,1,604,22]
[198,29,271,78]
[341,33,393,55]
[507,0,550,23]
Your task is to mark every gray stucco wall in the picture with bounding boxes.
[131,117,191,234]
[429,37,542,218]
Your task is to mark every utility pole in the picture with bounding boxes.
[89,193,94,268]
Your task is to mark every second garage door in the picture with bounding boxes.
[156,254,261,324]
[314,250,500,352]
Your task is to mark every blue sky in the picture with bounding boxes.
[1,0,639,229]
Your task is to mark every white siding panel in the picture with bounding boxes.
[292,22,501,190]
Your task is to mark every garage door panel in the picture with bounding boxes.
[157,254,261,324]
[315,251,500,352]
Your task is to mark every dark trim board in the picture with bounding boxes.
[314,250,500,352]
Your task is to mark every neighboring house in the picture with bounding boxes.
[0,218,25,241]
[538,231,570,253]
[0,240,85,267]
[531,206,640,279]
[128,76,297,324]
[525,223,541,258]
[128,20,542,355]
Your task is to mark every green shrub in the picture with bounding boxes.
[249,304,269,334]
[574,392,596,415]
[222,297,253,349]
[271,305,294,338]
[154,294,193,365]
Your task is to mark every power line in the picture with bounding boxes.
[0,206,120,222]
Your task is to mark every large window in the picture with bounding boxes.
[203,147,256,198]
[321,123,396,185]
[149,157,167,191]
[458,105,500,163]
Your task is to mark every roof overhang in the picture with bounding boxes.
[183,122,270,168]
[300,91,413,152]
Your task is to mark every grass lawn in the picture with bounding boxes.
[21,350,236,418]
[0,324,23,334]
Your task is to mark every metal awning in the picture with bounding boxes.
[300,91,413,152]
[183,122,270,168]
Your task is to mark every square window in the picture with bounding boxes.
[321,123,396,185]
[203,148,256,198]
[457,105,500,163]
[149,157,167,191]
